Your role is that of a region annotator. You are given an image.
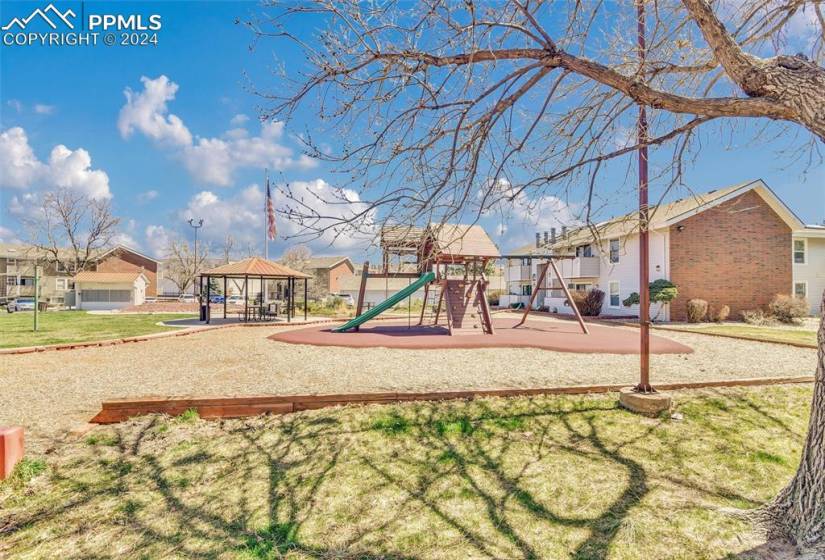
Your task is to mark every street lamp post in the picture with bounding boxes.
[188,218,203,296]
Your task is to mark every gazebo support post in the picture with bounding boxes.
[205,276,211,324]
[303,277,307,321]
[287,277,292,322]
[244,275,249,323]
[223,276,227,319]
[291,277,296,320]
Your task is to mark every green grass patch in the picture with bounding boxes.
[0,310,196,348]
[0,385,814,559]
[176,408,200,423]
[85,433,121,447]
[371,412,410,435]
[1,458,47,489]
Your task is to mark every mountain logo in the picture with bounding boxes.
[2,3,76,31]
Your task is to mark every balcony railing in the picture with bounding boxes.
[556,256,600,279]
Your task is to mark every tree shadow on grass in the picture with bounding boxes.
[1,392,802,559]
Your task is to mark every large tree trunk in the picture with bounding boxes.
[763,289,825,547]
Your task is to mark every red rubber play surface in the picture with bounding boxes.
[268,317,692,354]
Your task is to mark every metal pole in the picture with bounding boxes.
[264,169,269,261]
[636,0,652,393]
[205,274,211,324]
[303,277,308,321]
[188,218,203,296]
[33,265,39,332]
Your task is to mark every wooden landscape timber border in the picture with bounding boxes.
[91,375,815,424]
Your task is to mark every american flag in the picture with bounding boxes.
[266,179,276,240]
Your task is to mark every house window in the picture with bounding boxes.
[56,278,68,291]
[6,276,15,286]
[576,245,593,257]
[793,239,806,264]
[794,282,807,299]
[521,284,532,296]
[7,258,17,267]
[609,281,620,308]
[609,239,620,263]
[521,257,532,266]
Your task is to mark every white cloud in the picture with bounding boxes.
[119,76,317,186]
[613,125,635,150]
[118,75,192,146]
[481,178,580,249]
[111,232,140,249]
[0,127,111,199]
[34,104,55,115]
[137,189,159,203]
[174,179,373,251]
[145,224,172,257]
[0,225,21,244]
[0,127,44,189]
[45,144,111,199]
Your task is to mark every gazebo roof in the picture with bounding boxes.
[200,257,311,278]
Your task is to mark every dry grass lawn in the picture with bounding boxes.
[661,323,817,347]
[0,384,814,559]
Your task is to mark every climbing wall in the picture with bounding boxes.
[444,280,493,335]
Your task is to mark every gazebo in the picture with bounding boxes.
[198,257,311,324]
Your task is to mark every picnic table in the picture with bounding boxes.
[241,301,283,322]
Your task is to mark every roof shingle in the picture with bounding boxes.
[201,257,311,278]
[74,271,146,283]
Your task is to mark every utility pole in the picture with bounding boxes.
[636,0,652,393]
[188,218,204,296]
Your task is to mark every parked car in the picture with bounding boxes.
[11,297,36,311]
[226,295,245,305]
[327,293,355,306]
[209,294,225,304]
[178,294,197,303]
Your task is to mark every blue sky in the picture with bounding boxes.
[1,1,823,259]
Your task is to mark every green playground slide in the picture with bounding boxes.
[333,271,436,332]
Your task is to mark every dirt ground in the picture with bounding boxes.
[0,316,816,455]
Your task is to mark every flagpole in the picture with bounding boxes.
[264,168,269,260]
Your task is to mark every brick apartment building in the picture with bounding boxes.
[0,244,159,306]
[503,180,820,320]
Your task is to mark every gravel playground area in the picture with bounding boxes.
[1,317,816,455]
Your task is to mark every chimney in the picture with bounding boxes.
[550,227,556,244]
[543,231,549,245]
[535,232,541,248]
[561,226,568,239]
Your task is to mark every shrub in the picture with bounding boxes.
[567,289,604,316]
[486,290,502,306]
[622,292,640,307]
[710,305,730,323]
[686,299,708,323]
[741,309,774,326]
[768,294,808,324]
[621,281,678,320]
[649,279,678,305]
